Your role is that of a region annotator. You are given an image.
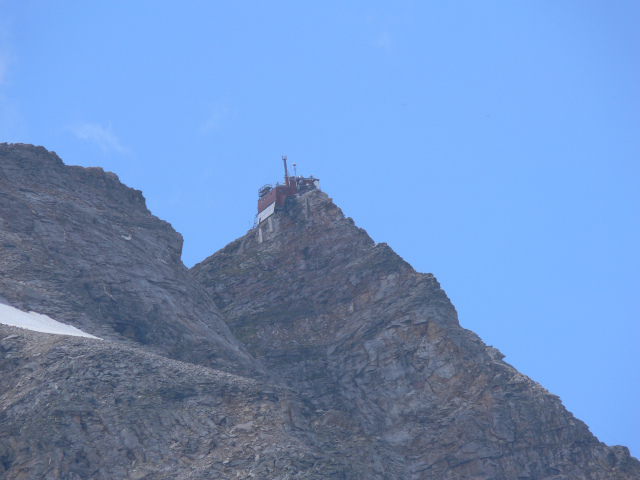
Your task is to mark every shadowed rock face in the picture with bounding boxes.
[0,143,254,375]
[192,189,640,479]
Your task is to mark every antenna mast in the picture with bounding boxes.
[282,155,289,186]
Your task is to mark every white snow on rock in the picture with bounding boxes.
[0,303,101,339]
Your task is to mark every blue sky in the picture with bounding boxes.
[1,1,638,457]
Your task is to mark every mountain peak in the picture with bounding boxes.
[2,145,638,479]
[194,189,451,353]
[192,186,640,479]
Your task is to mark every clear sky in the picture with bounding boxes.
[1,1,638,457]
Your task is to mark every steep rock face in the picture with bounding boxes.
[0,143,253,375]
[193,189,640,479]
[0,145,360,480]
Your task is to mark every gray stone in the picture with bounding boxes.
[1,143,638,479]
[193,188,640,480]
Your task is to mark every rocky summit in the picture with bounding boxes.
[0,143,255,376]
[1,143,638,479]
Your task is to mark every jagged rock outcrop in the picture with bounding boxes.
[0,143,254,375]
[193,188,640,479]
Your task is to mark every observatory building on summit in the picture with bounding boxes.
[256,155,320,225]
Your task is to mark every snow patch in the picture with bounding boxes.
[0,303,100,339]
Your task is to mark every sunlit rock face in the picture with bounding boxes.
[0,143,638,479]
[193,188,640,479]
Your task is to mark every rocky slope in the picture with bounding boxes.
[1,323,374,479]
[192,188,640,479]
[0,143,638,479]
[0,143,254,375]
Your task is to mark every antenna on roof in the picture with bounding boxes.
[293,163,297,176]
[282,155,289,186]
